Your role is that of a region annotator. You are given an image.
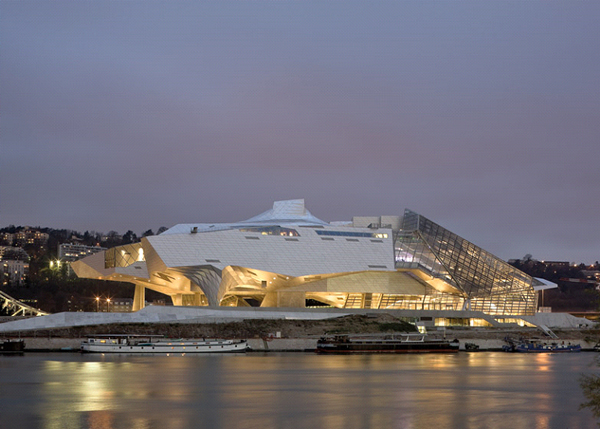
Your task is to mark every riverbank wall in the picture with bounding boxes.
[13,335,600,352]
[4,309,599,352]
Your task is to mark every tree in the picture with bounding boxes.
[580,370,600,425]
[142,229,154,237]
[122,230,138,244]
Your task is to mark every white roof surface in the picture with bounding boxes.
[147,225,394,277]
[162,199,329,235]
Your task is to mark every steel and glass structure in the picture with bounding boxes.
[395,210,539,315]
[72,200,541,316]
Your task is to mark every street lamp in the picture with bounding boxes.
[95,297,100,312]
[106,298,111,313]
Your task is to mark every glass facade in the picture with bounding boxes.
[105,243,144,269]
[238,226,300,236]
[315,230,389,239]
[394,210,537,316]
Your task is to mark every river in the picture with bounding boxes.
[1,352,598,429]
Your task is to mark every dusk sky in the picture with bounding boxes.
[2,1,599,264]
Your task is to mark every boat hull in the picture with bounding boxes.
[81,339,250,354]
[0,339,25,354]
[515,344,581,353]
[316,337,459,354]
[503,339,582,353]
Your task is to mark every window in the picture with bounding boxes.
[239,226,300,236]
[315,230,388,239]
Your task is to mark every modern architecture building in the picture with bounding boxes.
[73,199,549,316]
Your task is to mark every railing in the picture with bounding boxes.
[0,290,49,316]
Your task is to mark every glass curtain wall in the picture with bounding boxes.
[395,210,537,316]
[105,243,144,269]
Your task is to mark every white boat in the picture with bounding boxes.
[80,335,251,353]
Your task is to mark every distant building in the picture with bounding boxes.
[109,298,133,312]
[58,243,106,276]
[540,261,571,268]
[74,199,552,318]
[97,298,163,313]
[581,270,600,282]
[0,246,30,286]
[0,232,14,246]
[100,233,122,243]
[14,228,49,248]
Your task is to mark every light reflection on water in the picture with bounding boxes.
[0,352,598,429]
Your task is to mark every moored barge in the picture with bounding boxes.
[80,335,250,353]
[0,338,25,354]
[316,334,459,354]
[503,338,581,353]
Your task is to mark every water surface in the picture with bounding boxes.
[1,352,597,429]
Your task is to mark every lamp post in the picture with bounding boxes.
[95,297,100,312]
[106,298,111,313]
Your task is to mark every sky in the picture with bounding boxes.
[1,1,599,264]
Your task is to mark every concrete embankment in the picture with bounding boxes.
[14,336,600,352]
[19,337,82,351]
[5,313,599,352]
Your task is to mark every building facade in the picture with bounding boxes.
[14,228,49,248]
[58,243,107,276]
[73,199,543,316]
[0,246,30,287]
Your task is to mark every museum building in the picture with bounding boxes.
[72,199,546,317]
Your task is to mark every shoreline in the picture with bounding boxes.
[9,333,600,353]
[3,313,599,352]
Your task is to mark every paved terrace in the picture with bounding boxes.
[0,305,594,333]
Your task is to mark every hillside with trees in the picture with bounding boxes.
[0,225,167,314]
[509,256,600,313]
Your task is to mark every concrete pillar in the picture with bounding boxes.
[261,292,305,308]
[132,284,146,311]
[278,292,305,308]
[190,293,202,306]
[171,294,183,306]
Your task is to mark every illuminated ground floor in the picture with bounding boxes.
[123,267,538,319]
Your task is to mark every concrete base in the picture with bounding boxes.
[14,337,600,352]
[0,305,595,333]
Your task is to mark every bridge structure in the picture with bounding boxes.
[0,289,49,317]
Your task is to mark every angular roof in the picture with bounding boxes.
[161,199,328,235]
[240,199,328,225]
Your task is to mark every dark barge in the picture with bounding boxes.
[316,334,459,354]
[0,339,25,354]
